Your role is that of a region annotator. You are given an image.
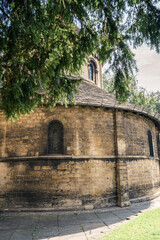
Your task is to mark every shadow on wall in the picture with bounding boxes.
[0,158,117,209]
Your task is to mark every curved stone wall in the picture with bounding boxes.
[0,157,117,209]
[116,111,159,158]
[0,155,159,210]
[0,106,115,157]
[0,106,159,158]
[0,105,160,209]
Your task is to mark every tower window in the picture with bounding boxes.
[89,64,93,80]
[88,60,97,82]
[148,130,154,157]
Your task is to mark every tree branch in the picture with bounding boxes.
[0,7,10,19]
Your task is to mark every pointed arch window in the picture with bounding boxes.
[48,120,64,154]
[148,130,154,157]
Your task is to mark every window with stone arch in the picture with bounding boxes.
[88,59,97,82]
[147,130,154,157]
[48,120,64,154]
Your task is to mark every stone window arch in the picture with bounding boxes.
[48,120,64,154]
[88,59,97,83]
[148,130,154,157]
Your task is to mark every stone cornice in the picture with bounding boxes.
[0,155,159,162]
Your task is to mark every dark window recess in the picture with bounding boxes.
[88,60,97,82]
[48,120,64,154]
[89,64,93,80]
[148,130,154,157]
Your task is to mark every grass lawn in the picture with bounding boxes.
[100,208,160,240]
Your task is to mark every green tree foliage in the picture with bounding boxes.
[103,72,160,114]
[129,88,160,114]
[0,0,160,119]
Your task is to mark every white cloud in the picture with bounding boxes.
[103,44,160,93]
[133,45,160,92]
[157,2,160,8]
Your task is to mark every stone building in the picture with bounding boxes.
[0,55,160,210]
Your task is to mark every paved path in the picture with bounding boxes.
[0,196,160,240]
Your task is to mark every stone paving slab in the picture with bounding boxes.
[58,233,87,240]
[81,223,109,240]
[10,231,33,240]
[33,226,59,239]
[0,230,13,240]
[0,217,20,230]
[96,213,121,226]
[58,214,79,227]
[59,225,83,235]
[0,196,160,240]
[77,213,102,223]
[81,222,107,231]
[17,216,39,230]
[112,209,134,220]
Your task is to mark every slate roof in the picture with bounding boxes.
[75,80,160,127]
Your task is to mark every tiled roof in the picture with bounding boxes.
[75,80,160,127]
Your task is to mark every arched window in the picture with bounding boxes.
[48,120,64,154]
[89,64,93,80]
[148,130,154,157]
[88,60,97,82]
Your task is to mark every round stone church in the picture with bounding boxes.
[0,55,160,210]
